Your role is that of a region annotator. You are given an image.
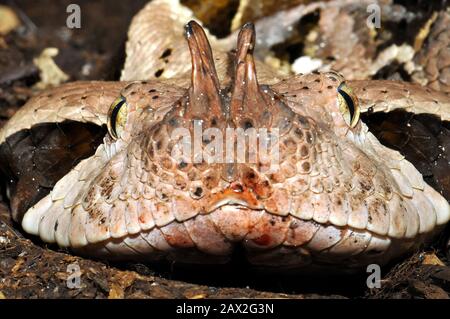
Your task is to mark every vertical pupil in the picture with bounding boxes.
[110,99,125,137]
[338,88,355,121]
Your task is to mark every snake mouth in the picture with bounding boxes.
[204,185,264,213]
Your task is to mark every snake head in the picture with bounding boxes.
[6,20,448,269]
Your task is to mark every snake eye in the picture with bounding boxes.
[337,83,360,128]
[107,96,128,140]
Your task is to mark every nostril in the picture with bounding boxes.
[190,186,204,199]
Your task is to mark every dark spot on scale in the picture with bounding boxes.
[269,219,276,226]
[130,91,137,95]
[154,69,164,77]
[246,171,256,180]
[141,81,148,84]
[302,86,309,90]
[152,95,159,100]
[294,128,304,138]
[149,89,156,93]
[318,90,322,94]
[327,85,333,89]
[54,221,59,231]
[81,96,87,100]
[47,94,53,98]
[362,88,366,91]
[314,79,320,83]
[160,48,172,59]
[100,217,106,225]
[203,175,216,188]
[300,145,309,157]
[193,187,203,197]
[243,120,253,129]
[306,131,313,143]
[160,192,168,201]
[290,221,299,229]
[302,162,311,171]
[156,140,163,149]
[178,161,188,169]
[381,90,388,94]
[359,180,372,192]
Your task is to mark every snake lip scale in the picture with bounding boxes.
[0,1,449,272]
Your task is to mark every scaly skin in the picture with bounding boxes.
[0,0,449,272]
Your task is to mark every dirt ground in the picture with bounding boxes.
[1,0,450,299]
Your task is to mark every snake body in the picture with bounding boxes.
[0,0,449,271]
